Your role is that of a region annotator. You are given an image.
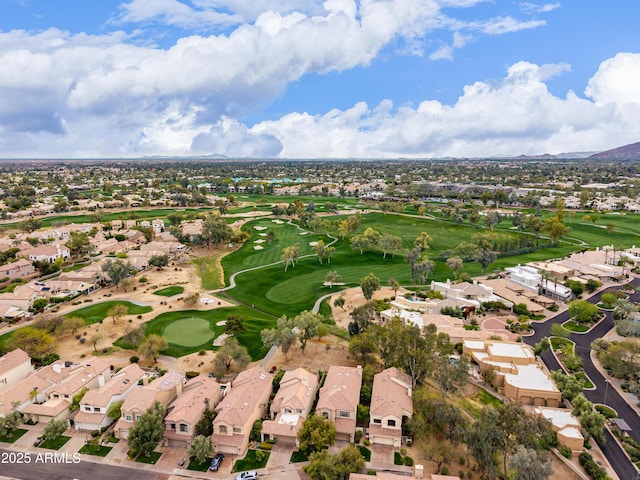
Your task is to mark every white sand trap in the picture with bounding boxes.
[213,333,229,347]
[272,219,284,224]
[254,226,268,231]
[254,239,265,244]
[254,245,264,250]
[216,320,226,326]
[200,297,214,304]
[309,241,319,246]
[258,233,267,236]
[299,231,308,235]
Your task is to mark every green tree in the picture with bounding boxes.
[107,400,124,419]
[187,434,212,465]
[298,414,336,454]
[101,258,133,288]
[148,254,169,269]
[108,304,128,325]
[61,317,85,335]
[89,332,104,352]
[414,232,432,252]
[551,371,583,401]
[543,217,570,243]
[476,247,497,272]
[293,310,322,354]
[213,337,251,373]
[388,278,400,299]
[261,315,297,358]
[509,445,552,480]
[137,334,169,363]
[550,323,570,338]
[66,232,91,257]
[224,314,246,335]
[43,419,67,442]
[195,409,216,437]
[7,326,56,360]
[379,233,402,259]
[201,215,233,248]
[432,354,469,398]
[304,445,365,480]
[313,240,327,263]
[568,300,599,324]
[128,401,166,458]
[359,272,380,300]
[324,270,342,288]
[69,387,89,412]
[446,256,463,278]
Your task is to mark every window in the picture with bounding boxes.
[126,415,132,422]
[284,408,292,414]
[373,418,381,424]
[93,407,101,412]
[233,427,241,433]
[338,410,350,418]
[136,415,141,421]
[322,412,329,419]
[219,425,227,434]
[180,424,188,432]
[387,419,396,427]
[170,423,176,430]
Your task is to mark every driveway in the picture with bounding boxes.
[524,278,640,480]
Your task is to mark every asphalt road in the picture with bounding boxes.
[524,278,640,480]
[0,447,166,480]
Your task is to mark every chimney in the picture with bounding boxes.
[301,376,308,387]
[52,363,62,374]
[414,464,424,479]
[176,378,184,396]
[98,373,105,387]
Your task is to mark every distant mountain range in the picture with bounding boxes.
[589,141,640,160]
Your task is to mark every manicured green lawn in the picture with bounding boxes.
[135,451,162,464]
[78,444,113,456]
[290,450,310,463]
[39,436,71,450]
[193,253,225,290]
[562,320,590,333]
[0,428,27,443]
[187,456,211,471]
[115,306,274,359]
[65,301,152,325]
[153,286,184,297]
[550,337,573,351]
[575,372,594,389]
[358,446,371,462]
[232,449,270,472]
[163,317,215,347]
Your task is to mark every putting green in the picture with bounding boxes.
[163,317,215,347]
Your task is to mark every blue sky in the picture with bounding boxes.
[1,0,640,158]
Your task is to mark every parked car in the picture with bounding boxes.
[235,471,258,480]
[209,453,225,471]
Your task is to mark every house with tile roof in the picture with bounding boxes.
[369,367,413,447]
[261,368,319,446]
[23,358,110,424]
[0,349,32,393]
[163,375,225,447]
[73,363,146,431]
[316,365,362,442]
[211,366,273,455]
[464,339,562,407]
[0,259,35,281]
[114,370,184,439]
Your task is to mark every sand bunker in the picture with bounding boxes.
[254,226,268,231]
[254,245,264,250]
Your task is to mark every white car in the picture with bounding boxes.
[235,471,258,480]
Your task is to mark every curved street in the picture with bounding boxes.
[524,277,640,480]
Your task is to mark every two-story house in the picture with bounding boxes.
[211,366,273,455]
[316,365,362,442]
[114,370,184,439]
[0,349,32,393]
[261,368,318,446]
[23,358,111,424]
[164,375,226,447]
[368,367,413,447]
[73,363,146,431]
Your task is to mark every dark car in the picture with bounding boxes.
[209,453,224,471]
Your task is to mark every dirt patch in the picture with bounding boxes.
[327,286,397,329]
[264,335,355,373]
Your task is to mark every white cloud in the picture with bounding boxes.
[429,44,453,60]
[519,2,560,14]
[243,59,640,158]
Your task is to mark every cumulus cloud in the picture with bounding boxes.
[239,59,640,158]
